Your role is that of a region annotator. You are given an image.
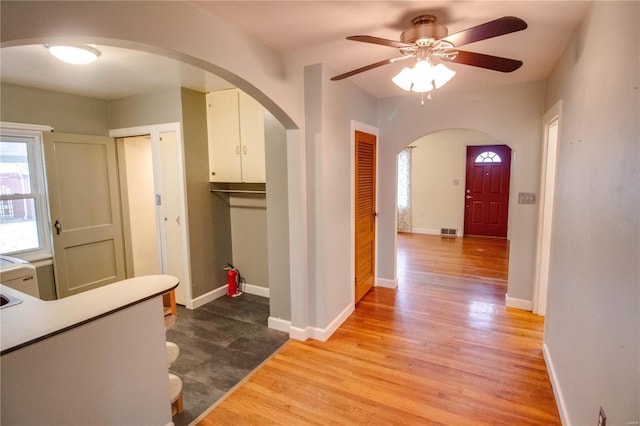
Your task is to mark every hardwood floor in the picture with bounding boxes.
[198,233,560,425]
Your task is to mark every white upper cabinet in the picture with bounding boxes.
[207,89,265,183]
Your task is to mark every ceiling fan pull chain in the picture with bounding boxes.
[420,91,433,106]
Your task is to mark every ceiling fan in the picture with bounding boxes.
[331,15,528,87]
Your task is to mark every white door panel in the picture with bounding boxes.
[44,132,125,298]
[159,132,186,304]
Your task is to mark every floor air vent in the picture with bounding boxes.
[440,228,457,237]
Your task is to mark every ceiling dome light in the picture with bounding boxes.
[46,45,101,65]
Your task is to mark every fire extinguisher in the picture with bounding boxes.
[224,263,243,297]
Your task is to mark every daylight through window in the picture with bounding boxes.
[474,151,502,163]
[0,131,49,257]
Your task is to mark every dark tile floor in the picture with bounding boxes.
[166,293,290,426]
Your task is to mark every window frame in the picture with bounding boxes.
[474,151,502,163]
[0,124,52,261]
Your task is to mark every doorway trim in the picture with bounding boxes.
[533,100,562,316]
[350,121,385,307]
[109,123,193,308]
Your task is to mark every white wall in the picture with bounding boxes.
[264,110,291,321]
[229,194,269,288]
[377,81,545,302]
[0,83,109,135]
[0,1,300,129]
[109,90,182,129]
[302,63,377,332]
[543,2,639,425]
[409,129,496,235]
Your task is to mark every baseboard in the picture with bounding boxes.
[543,343,571,425]
[411,228,460,237]
[289,303,355,342]
[190,285,227,309]
[410,228,441,235]
[289,326,310,341]
[268,316,291,334]
[190,283,270,309]
[505,294,533,311]
[375,277,398,289]
[243,283,269,298]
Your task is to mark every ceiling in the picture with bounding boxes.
[0,1,591,101]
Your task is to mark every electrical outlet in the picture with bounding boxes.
[598,406,606,426]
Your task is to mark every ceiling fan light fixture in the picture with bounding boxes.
[432,63,456,88]
[46,44,101,65]
[392,59,455,93]
[409,60,435,92]
[391,66,416,91]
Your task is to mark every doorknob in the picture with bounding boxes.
[54,220,62,235]
[466,195,473,199]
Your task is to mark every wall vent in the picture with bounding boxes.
[440,228,457,237]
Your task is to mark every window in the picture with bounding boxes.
[475,151,502,163]
[397,149,410,210]
[397,147,412,232]
[0,128,50,259]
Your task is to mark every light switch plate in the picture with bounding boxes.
[518,192,536,204]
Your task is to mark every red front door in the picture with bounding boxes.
[464,145,511,238]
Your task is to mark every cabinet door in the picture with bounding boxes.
[238,91,266,183]
[207,90,241,182]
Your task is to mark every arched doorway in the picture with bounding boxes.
[395,128,512,297]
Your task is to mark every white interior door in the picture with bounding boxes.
[158,131,186,304]
[43,132,126,298]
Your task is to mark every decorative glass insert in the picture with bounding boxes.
[475,151,502,163]
[397,148,412,232]
[397,149,410,210]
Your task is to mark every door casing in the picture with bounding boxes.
[110,123,192,307]
[533,100,562,316]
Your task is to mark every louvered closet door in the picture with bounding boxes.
[354,131,377,303]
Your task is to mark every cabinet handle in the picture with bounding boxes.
[243,146,247,155]
[236,146,240,155]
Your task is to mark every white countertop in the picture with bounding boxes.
[0,275,178,355]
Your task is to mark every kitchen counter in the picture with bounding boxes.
[0,274,178,355]
[1,274,178,425]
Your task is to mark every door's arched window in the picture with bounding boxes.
[475,151,502,163]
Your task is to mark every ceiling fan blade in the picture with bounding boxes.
[442,16,527,47]
[331,55,413,81]
[346,35,412,49]
[443,50,523,72]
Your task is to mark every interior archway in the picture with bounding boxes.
[395,128,512,297]
[0,40,296,317]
